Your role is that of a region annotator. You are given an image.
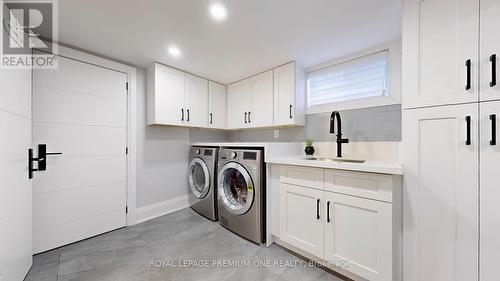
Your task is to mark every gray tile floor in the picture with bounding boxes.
[25,208,347,281]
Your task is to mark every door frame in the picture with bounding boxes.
[35,42,137,226]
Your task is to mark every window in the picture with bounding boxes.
[307,50,390,112]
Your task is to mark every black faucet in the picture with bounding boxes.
[330,111,349,158]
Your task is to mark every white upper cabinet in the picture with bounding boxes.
[184,73,208,127]
[208,81,226,129]
[147,63,208,127]
[227,79,252,129]
[273,62,305,126]
[480,100,500,281]
[402,0,479,108]
[480,0,500,102]
[402,104,478,281]
[249,70,274,128]
[147,63,185,126]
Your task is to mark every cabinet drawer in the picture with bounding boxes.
[324,170,393,202]
[280,165,324,190]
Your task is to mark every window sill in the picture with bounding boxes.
[306,96,401,115]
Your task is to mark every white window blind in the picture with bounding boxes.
[307,50,388,107]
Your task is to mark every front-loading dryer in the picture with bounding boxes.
[217,148,265,244]
[188,146,218,221]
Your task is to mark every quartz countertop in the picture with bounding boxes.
[266,155,403,175]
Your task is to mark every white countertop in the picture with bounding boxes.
[266,155,403,175]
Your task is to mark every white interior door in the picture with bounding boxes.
[0,68,33,280]
[480,101,500,281]
[402,104,478,281]
[32,54,128,254]
[480,0,500,102]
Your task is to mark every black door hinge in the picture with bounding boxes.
[126,206,128,214]
[126,147,128,154]
[126,82,128,90]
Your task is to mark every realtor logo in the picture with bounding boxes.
[1,0,58,69]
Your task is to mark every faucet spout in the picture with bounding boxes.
[329,111,349,158]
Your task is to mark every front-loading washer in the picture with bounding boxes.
[188,146,218,221]
[217,147,265,244]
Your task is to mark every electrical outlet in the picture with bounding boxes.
[274,130,280,138]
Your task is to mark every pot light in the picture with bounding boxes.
[167,46,182,58]
[209,3,227,22]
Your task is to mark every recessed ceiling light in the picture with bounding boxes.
[167,46,182,58]
[209,3,227,22]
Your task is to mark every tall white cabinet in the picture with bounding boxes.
[403,0,500,280]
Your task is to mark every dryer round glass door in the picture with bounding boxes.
[218,162,254,215]
[189,158,210,199]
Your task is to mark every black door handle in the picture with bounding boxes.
[465,59,471,91]
[491,54,497,87]
[289,105,293,119]
[186,109,190,122]
[327,201,331,223]
[248,112,251,123]
[244,112,247,123]
[316,199,320,220]
[210,113,213,124]
[465,116,471,145]
[490,114,497,146]
[181,108,184,121]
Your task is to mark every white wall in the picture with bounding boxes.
[136,69,191,208]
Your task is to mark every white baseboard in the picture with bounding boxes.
[136,195,189,224]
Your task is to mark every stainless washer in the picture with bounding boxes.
[188,146,218,221]
[217,148,265,244]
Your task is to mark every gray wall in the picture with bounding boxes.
[228,104,401,143]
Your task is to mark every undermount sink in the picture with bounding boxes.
[302,157,366,164]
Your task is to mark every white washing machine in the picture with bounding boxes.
[217,148,265,244]
[188,146,218,221]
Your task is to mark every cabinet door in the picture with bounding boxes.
[227,79,251,129]
[480,101,500,281]
[402,104,478,281]
[250,70,274,128]
[185,74,208,127]
[402,0,479,108]
[324,192,392,281]
[280,183,324,258]
[480,0,500,101]
[208,81,226,129]
[155,64,185,125]
[274,62,296,126]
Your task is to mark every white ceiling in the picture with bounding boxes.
[54,0,401,84]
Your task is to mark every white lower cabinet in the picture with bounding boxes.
[278,165,399,281]
[324,192,392,281]
[280,183,324,258]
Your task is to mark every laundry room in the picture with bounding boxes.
[1,0,498,281]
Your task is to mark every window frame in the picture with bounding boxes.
[306,40,401,114]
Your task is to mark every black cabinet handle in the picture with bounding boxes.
[466,116,471,145]
[327,201,331,223]
[244,112,247,123]
[186,109,190,122]
[465,59,471,91]
[289,105,293,119]
[181,108,184,121]
[491,114,497,146]
[210,113,213,124]
[248,112,251,123]
[491,54,497,87]
[316,199,320,220]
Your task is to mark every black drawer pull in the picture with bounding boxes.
[491,54,497,87]
[316,199,320,220]
[465,116,471,145]
[210,113,213,124]
[248,111,251,123]
[186,109,190,122]
[491,114,497,146]
[327,201,331,223]
[244,112,247,123]
[465,59,471,91]
[181,108,184,121]
[289,104,293,119]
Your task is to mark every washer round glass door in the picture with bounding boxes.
[218,162,254,215]
[189,158,210,199]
